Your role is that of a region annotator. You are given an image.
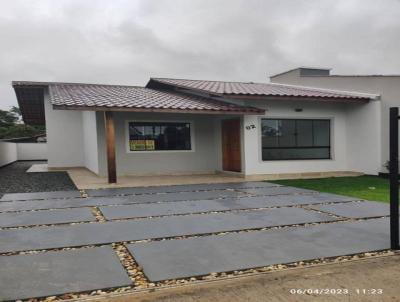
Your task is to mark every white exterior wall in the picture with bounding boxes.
[44,92,84,168]
[0,142,17,167]
[271,70,398,173]
[0,142,47,166]
[82,111,99,174]
[96,112,223,176]
[345,101,381,174]
[16,143,47,160]
[242,100,351,175]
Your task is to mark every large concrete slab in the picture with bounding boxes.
[0,207,336,253]
[86,182,279,197]
[244,192,359,205]
[309,201,390,218]
[100,198,272,219]
[128,218,390,281]
[237,187,318,196]
[0,190,81,202]
[0,246,132,301]
[130,190,245,203]
[0,191,358,213]
[100,192,357,220]
[0,197,130,213]
[0,190,245,213]
[0,208,95,228]
[197,182,280,190]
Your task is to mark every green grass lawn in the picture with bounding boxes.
[270,175,392,203]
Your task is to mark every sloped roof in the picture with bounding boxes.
[12,81,264,124]
[148,78,376,101]
[48,82,263,113]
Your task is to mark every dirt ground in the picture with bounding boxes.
[91,254,400,302]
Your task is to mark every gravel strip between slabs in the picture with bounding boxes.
[0,161,76,198]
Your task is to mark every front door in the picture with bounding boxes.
[221,118,242,172]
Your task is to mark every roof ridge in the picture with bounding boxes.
[151,77,263,85]
[12,81,144,89]
[328,74,400,77]
[269,82,380,98]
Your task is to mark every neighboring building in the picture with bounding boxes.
[271,67,400,175]
[12,74,381,183]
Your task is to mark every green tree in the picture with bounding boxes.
[10,106,21,121]
[0,106,45,139]
[0,109,18,127]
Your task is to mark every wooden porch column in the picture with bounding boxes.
[104,111,117,183]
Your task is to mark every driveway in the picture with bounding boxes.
[0,181,391,301]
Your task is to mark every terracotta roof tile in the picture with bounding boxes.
[149,78,376,100]
[12,81,264,114]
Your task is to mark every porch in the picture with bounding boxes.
[97,112,247,184]
[65,166,361,190]
[66,167,245,190]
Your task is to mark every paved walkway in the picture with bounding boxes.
[0,182,392,300]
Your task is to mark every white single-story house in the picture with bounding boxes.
[13,67,390,183]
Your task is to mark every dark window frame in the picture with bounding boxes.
[261,118,331,161]
[127,121,193,152]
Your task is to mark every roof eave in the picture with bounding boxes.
[224,94,370,103]
[52,105,265,115]
[13,85,47,125]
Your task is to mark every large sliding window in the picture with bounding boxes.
[128,121,191,151]
[261,119,331,160]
